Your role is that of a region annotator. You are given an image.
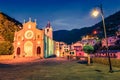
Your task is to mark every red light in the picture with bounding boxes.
[93,30,97,34]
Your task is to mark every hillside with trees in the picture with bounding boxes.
[0,12,22,55]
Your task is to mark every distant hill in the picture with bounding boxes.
[53,27,94,44]
[53,11,120,44]
[0,12,22,42]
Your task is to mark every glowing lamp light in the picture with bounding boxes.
[91,9,100,17]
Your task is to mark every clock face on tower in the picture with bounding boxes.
[25,30,34,39]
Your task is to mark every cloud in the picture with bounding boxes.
[51,15,101,31]
[52,19,70,26]
[51,18,72,30]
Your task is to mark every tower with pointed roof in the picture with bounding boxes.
[44,21,53,39]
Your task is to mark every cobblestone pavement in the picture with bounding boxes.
[0,57,70,80]
[0,57,69,66]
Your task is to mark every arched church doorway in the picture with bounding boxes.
[37,46,41,55]
[17,47,20,56]
[24,41,33,57]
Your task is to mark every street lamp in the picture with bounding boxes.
[91,5,113,73]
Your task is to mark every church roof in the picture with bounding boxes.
[46,21,51,28]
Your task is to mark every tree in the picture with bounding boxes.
[83,44,94,65]
[0,41,14,55]
[0,12,22,55]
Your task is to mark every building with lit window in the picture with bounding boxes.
[71,41,85,56]
[81,35,99,46]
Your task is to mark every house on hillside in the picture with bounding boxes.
[101,36,119,47]
[70,41,85,57]
[102,25,120,47]
[81,35,99,46]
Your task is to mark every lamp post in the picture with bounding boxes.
[91,4,113,72]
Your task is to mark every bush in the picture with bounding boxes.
[83,44,94,54]
[92,58,120,68]
[0,41,14,55]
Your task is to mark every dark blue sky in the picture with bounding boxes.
[0,0,120,31]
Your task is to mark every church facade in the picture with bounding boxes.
[13,19,54,58]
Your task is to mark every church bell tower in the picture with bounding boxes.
[45,21,53,39]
